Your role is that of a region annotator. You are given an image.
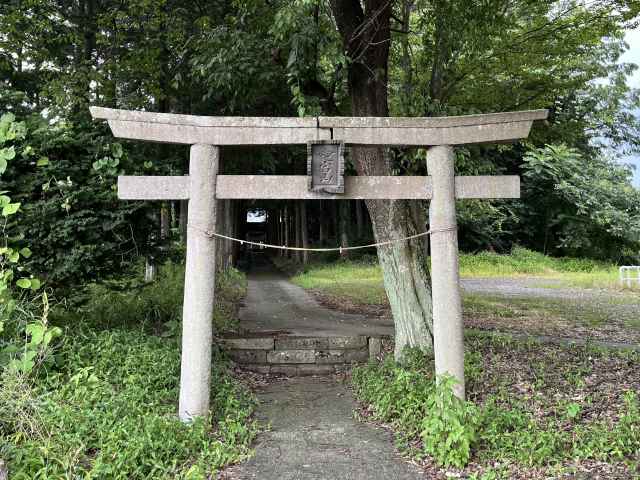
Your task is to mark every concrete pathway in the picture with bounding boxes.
[238,264,394,337]
[222,377,423,480]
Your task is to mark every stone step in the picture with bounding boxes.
[221,334,390,375]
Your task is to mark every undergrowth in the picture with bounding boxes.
[351,338,640,477]
[1,262,257,479]
[58,262,247,335]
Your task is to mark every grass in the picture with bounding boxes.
[1,263,257,479]
[352,335,640,478]
[291,247,638,300]
[291,247,640,344]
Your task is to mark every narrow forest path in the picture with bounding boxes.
[236,259,394,337]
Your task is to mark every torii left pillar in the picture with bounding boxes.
[179,144,219,421]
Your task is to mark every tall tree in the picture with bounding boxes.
[330,0,433,358]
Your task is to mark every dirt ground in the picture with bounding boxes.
[312,277,640,347]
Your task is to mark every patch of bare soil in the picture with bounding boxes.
[309,287,640,347]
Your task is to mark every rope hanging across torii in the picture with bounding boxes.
[188,224,457,253]
[90,106,548,421]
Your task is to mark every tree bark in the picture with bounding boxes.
[284,203,290,258]
[301,201,309,264]
[319,200,327,245]
[355,199,364,239]
[295,202,302,262]
[339,200,350,257]
[330,0,433,358]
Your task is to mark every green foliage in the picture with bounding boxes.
[0,112,61,379]
[353,352,479,468]
[419,376,479,468]
[521,144,640,261]
[1,261,256,479]
[0,112,164,289]
[1,328,259,479]
[65,262,246,335]
[352,341,640,470]
[459,246,613,276]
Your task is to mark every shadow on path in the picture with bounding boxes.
[238,259,394,337]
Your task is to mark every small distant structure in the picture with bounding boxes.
[619,266,640,287]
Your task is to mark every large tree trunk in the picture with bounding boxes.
[330,0,433,358]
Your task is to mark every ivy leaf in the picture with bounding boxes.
[30,278,41,290]
[36,156,49,167]
[20,247,32,258]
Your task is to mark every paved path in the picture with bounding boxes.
[238,264,394,337]
[222,377,423,480]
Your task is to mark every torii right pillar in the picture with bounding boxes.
[427,145,465,399]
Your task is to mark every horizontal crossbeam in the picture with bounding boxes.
[91,107,547,146]
[118,175,520,200]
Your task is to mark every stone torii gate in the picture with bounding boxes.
[91,107,547,420]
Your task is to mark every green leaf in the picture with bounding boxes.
[36,156,49,166]
[30,278,41,290]
[26,323,45,345]
[19,247,32,258]
[0,146,16,161]
[16,278,31,289]
[2,202,20,216]
[111,143,123,159]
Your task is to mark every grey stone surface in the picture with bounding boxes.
[222,377,423,479]
[243,364,272,374]
[237,265,394,337]
[307,140,345,194]
[296,364,337,375]
[269,365,300,376]
[318,109,548,128]
[215,174,520,200]
[93,106,547,146]
[223,337,275,350]
[267,350,317,364]
[326,336,368,349]
[228,350,268,364]
[330,122,534,146]
[368,337,382,361]
[118,175,189,200]
[90,107,319,127]
[427,145,465,400]
[315,349,369,364]
[275,337,329,350]
[178,144,218,421]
